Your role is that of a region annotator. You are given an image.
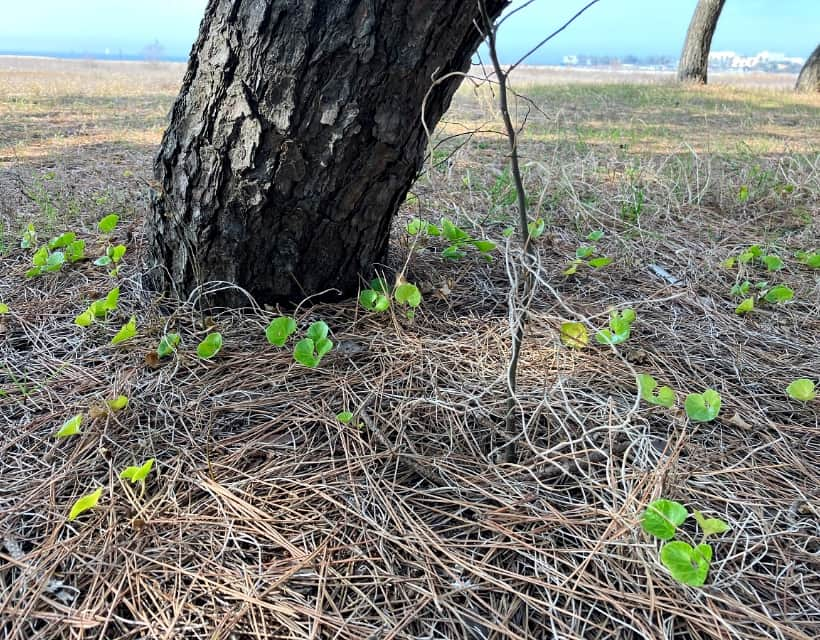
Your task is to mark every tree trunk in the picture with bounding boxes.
[795,44,820,92]
[147,0,508,307]
[677,0,726,84]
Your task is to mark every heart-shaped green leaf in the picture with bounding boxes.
[32,246,49,267]
[265,316,297,347]
[735,297,754,315]
[94,255,113,266]
[472,239,496,254]
[527,218,545,239]
[0,303,9,314]
[74,308,94,327]
[684,389,721,422]
[395,283,422,308]
[638,374,676,408]
[48,232,75,250]
[197,332,223,359]
[786,378,815,402]
[157,333,181,358]
[66,239,85,262]
[642,499,688,540]
[442,245,466,260]
[587,230,604,242]
[359,289,390,312]
[120,458,155,484]
[306,321,329,343]
[98,213,119,233]
[560,322,588,348]
[106,395,129,411]
[441,218,469,243]
[588,256,612,268]
[293,338,319,368]
[336,411,354,424]
[406,218,423,235]
[761,255,784,271]
[692,511,730,537]
[576,245,595,259]
[108,244,127,263]
[55,414,83,438]
[763,285,794,304]
[44,251,65,272]
[111,316,137,345]
[660,541,712,587]
[68,487,103,521]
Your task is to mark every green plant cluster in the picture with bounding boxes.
[265,318,334,368]
[406,217,496,261]
[641,499,730,587]
[564,230,612,276]
[359,277,422,319]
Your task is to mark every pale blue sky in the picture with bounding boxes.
[0,1,817,62]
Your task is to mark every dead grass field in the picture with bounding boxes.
[1,57,819,639]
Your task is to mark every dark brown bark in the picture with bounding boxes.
[147,0,508,307]
[677,0,726,84]
[796,44,820,92]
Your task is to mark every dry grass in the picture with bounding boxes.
[0,57,818,639]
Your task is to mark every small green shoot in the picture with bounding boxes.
[786,378,815,402]
[638,374,676,408]
[761,255,783,271]
[21,223,37,249]
[94,244,127,267]
[763,285,794,304]
[642,499,688,541]
[692,510,731,536]
[595,308,635,345]
[55,414,83,438]
[660,542,712,587]
[111,316,137,345]
[120,458,155,484]
[197,332,223,359]
[98,214,119,233]
[68,487,103,521]
[0,303,8,314]
[684,389,721,422]
[394,282,422,319]
[336,411,355,424]
[734,298,754,315]
[293,321,333,368]
[157,333,181,358]
[564,231,610,276]
[106,395,129,412]
[265,316,297,347]
[794,250,820,269]
[527,218,545,239]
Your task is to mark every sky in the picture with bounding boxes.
[0,1,817,63]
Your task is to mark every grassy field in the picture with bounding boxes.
[1,57,819,639]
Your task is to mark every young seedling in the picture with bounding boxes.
[638,374,676,408]
[156,333,181,358]
[20,223,37,249]
[0,303,8,314]
[642,498,730,587]
[68,487,104,521]
[111,316,137,345]
[293,321,333,368]
[564,230,611,276]
[786,379,815,402]
[684,389,721,422]
[265,316,297,346]
[336,411,363,428]
[197,332,223,359]
[55,414,83,438]
[595,308,635,345]
[75,287,120,326]
[97,213,119,234]
[560,321,589,349]
[106,395,129,412]
[359,277,422,319]
[794,250,820,269]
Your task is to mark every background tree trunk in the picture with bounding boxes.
[677,0,726,84]
[795,44,820,92]
[147,0,508,307]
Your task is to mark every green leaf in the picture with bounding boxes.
[472,239,496,253]
[660,541,712,587]
[642,499,688,540]
[106,395,129,411]
[734,297,754,315]
[108,244,127,263]
[761,255,783,271]
[722,256,736,269]
[315,337,333,358]
[74,309,94,327]
[157,333,181,358]
[111,316,137,345]
[369,277,390,294]
[441,245,466,260]
[104,287,120,312]
[576,245,595,259]
[425,223,440,236]
[94,256,113,266]
[588,256,612,268]
[738,244,762,263]
[441,218,469,243]
[563,260,582,276]
[786,378,815,402]
[98,213,119,233]
[0,303,8,314]
[306,321,330,343]
[763,285,794,304]
[120,458,155,484]
[527,218,545,239]
[48,232,75,250]
[586,230,604,242]
[406,218,423,235]
[502,226,515,238]
[66,239,85,262]
[197,332,223,359]
[68,487,104,521]
[293,338,319,368]
[55,414,83,438]
[795,251,820,268]
[730,281,751,297]
[25,266,43,278]
[560,322,588,349]
[692,511,731,537]
[395,283,422,308]
[684,389,721,422]
[44,251,65,272]
[265,316,297,347]
[336,411,354,424]
[32,246,49,266]
[638,374,676,408]
[359,289,390,312]
[21,223,36,249]
[737,185,749,202]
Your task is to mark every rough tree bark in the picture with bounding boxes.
[795,44,820,92]
[677,0,726,84]
[147,0,508,306]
